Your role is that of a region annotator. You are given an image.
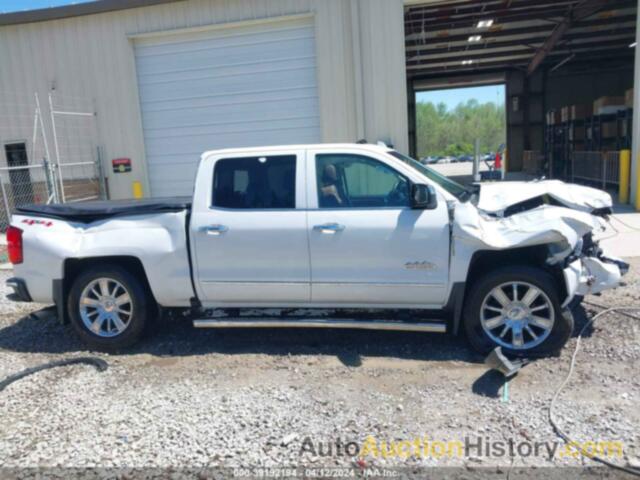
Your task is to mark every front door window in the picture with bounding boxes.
[315,154,410,208]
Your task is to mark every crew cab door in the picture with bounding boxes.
[306,149,450,307]
[190,150,310,305]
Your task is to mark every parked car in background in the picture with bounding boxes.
[6,143,627,356]
[457,155,473,162]
[420,156,439,165]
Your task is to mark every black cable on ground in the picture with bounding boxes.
[0,357,108,393]
[583,299,640,321]
[549,305,640,477]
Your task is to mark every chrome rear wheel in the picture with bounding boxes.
[69,265,150,351]
[79,277,133,338]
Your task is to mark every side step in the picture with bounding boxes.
[193,318,446,333]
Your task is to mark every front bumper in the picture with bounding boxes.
[6,277,33,302]
[562,255,628,307]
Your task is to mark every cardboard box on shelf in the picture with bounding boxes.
[593,96,626,115]
[625,89,634,108]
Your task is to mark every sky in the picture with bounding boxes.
[416,85,505,111]
[0,0,94,13]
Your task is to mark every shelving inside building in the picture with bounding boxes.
[545,89,633,188]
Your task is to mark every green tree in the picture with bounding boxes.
[415,98,505,159]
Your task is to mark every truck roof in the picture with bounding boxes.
[201,143,392,159]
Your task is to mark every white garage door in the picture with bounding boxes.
[134,17,321,197]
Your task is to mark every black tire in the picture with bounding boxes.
[463,265,574,357]
[568,294,584,311]
[67,264,149,351]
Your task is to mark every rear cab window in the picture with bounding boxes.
[212,155,296,209]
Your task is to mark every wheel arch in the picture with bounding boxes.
[57,256,158,324]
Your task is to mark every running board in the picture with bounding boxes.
[192,318,446,333]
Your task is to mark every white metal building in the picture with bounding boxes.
[0,0,639,204]
[0,0,409,199]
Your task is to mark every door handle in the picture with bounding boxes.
[203,224,228,235]
[313,223,345,234]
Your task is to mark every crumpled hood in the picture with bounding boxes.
[454,203,599,252]
[476,179,612,214]
[451,184,608,266]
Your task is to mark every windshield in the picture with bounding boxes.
[388,150,471,201]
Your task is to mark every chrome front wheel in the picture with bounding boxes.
[79,277,133,338]
[480,281,555,350]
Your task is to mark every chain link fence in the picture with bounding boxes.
[0,91,52,229]
[0,91,106,230]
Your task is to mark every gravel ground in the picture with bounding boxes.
[0,260,639,478]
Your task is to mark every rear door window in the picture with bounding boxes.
[212,155,296,209]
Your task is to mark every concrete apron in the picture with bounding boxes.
[601,204,640,258]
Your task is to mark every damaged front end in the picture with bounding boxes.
[453,181,628,308]
[563,233,628,305]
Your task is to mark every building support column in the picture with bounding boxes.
[630,0,640,205]
[350,0,366,142]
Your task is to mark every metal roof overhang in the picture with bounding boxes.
[405,0,637,80]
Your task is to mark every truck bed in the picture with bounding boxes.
[16,197,191,222]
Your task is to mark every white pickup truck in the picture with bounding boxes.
[6,143,627,355]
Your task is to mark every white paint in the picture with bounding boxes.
[12,210,194,306]
[476,179,613,215]
[189,147,311,304]
[304,145,450,305]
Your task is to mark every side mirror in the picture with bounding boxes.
[411,183,438,210]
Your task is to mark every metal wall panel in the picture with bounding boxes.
[0,0,408,199]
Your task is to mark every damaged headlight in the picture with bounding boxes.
[546,242,573,265]
[556,234,598,267]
